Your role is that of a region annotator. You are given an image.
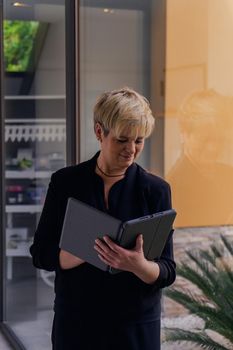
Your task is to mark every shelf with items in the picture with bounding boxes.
[6,170,52,179]
[6,151,65,175]
[5,118,66,142]
[6,205,43,213]
[6,227,32,257]
[6,226,33,280]
[4,95,66,279]
[5,95,65,100]
[6,177,47,206]
[4,96,66,282]
[5,206,42,280]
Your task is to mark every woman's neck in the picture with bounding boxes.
[96,155,127,178]
[96,161,125,178]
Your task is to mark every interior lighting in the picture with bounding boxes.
[12,2,32,7]
[103,8,114,14]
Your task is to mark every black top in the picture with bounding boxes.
[30,152,176,324]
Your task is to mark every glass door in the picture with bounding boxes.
[79,0,153,168]
[1,1,75,348]
[79,0,166,174]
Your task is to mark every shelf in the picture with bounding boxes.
[5,95,65,100]
[6,170,51,179]
[6,118,65,123]
[6,205,43,213]
[5,120,66,142]
[7,247,31,257]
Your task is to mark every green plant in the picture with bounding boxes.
[4,20,39,72]
[164,234,233,350]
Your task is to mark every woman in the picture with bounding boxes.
[30,87,176,350]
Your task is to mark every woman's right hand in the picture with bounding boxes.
[59,249,85,269]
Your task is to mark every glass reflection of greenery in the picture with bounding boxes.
[4,20,39,72]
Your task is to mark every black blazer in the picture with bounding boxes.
[30,152,176,322]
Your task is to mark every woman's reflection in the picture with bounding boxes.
[166,89,233,227]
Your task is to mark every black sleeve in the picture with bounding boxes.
[29,173,64,271]
[148,180,176,289]
[154,228,176,289]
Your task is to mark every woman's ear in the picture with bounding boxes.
[94,123,103,142]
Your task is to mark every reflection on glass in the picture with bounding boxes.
[166,90,233,227]
[4,20,39,72]
[4,1,66,349]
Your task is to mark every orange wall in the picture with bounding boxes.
[165,0,233,227]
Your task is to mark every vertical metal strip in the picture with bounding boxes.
[75,0,80,164]
[0,0,6,325]
[0,6,27,349]
[149,0,166,177]
[65,0,80,166]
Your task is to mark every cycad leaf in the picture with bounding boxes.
[164,328,230,350]
[165,287,233,342]
[177,258,233,313]
[164,235,233,348]
[166,284,233,342]
[221,234,233,255]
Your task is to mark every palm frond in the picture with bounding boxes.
[176,263,214,297]
[165,288,233,342]
[199,249,218,268]
[164,235,233,348]
[221,234,233,255]
[164,328,230,350]
[198,248,233,288]
[187,239,233,313]
[176,254,233,313]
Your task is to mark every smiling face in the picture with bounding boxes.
[95,124,145,174]
[93,87,155,174]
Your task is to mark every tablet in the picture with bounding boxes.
[59,198,122,271]
[119,210,176,259]
[110,210,176,274]
[59,197,176,273]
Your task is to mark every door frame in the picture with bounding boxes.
[0,1,78,348]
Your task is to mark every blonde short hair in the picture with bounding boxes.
[93,87,155,138]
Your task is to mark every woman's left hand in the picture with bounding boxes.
[94,234,144,272]
[94,235,160,284]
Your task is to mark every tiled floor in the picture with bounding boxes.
[4,272,54,350]
[0,314,203,350]
[0,331,13,350]
[0,328,201,350]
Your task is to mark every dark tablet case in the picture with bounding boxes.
[59,197,176,273]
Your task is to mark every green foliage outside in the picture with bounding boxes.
[164,235,233,350]
[4,20,39,72]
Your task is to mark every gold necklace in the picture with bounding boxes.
[96,162,125,178]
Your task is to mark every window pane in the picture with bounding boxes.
[3,1,66,348]
[79,0,233,334]
[164,0,233,228]
[163,0,233,331]
[79,2,152,169]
